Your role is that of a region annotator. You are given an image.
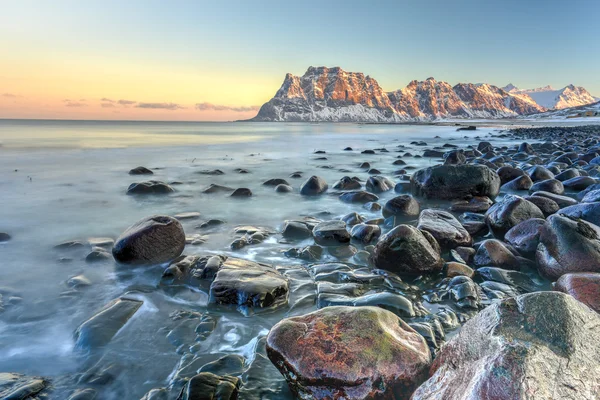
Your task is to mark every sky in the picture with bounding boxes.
[1,0,599,121]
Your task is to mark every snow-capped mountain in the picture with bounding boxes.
[250,67,546,122]
[502,84,597,110]
[520,101,600,120]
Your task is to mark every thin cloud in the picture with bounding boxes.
[136,102,185,110]
[65,101,87,107]
[195,102,260,112]
[2,93,20,98]
[101,97,115,103]
[118,99,137,105]
[101,102,116,108]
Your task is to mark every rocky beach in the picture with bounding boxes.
[1,121,600,399]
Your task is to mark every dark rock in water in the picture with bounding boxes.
[524,195,559,217]
[129,166,153,175]
[446,275,481,309]
[505,218,545,255]
[127,180,174,195]
[263,178,289,186]
[446,262,474,278]
[450,196,493,213]
[444,150,466,165]
[555,168,580,181]
[411,164,500,200]
[454,246,476,264]
[140,388,168,400]
[201,184,233,194]
[179,372,240,400]
[371,225,443,275]
[230,188,252,197]
[537,214,600,279]
[196,219,225,229]
[529,178,564,194]
[412,292,600,400]
[555,272,600,313]
[558,202,600,226]
[85,248,112,263]
[485,194,544,239]
[562,176,597,191]
[0,373,50,399]
[332,176,361,190]
[281,221,313,239]
[365,175,395,193]
[501,175,533,191]
[197,169,225,175]
[113,215,185,265]
[340,212,365,226]
[382,195,420,218]
[359,162,371,169]
[74,297,143,350]
[327,245,358,260]
[299,175,328,196]
[527,165,554,182]
[361,149,376,154]
[285,245,323,262]
[497,166,526,185]
[476,267,537,292]
[393,159,407,165]
[266,306,431,400]
[350,223,381,244]
[289,172,302,179]
[477,141,492,152]
[423,149,445,158]
[317,292,415,317]
[312,221,350,246]
[474,239,520,270]
[209,257,289,309]
[274,184,293,193]
[344,147,353,151]
[530,191,578,208]
[394,182,411,193]
[367,168,381,174]
[0,232,10,242]
[417,209,472,249]
[339,190,378,204]
[457,125,476,131]
[363,201,381,211]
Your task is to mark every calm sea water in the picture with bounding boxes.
[0,119,544,399]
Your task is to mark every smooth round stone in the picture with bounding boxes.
[312,221,350,246]
[555,272,600,313]
[300,176,328,196]
[382,195,420,218]
[274,184,293,193]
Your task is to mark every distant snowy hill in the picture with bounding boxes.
[503,84,597,110]
[520,101,600,120]
[250,66,546,122]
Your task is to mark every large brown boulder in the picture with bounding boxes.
[266,306,431,399]
[485,194,544,239]
[411,164,500,200]
[417,209,471,249]
[113,215,185,265]
[370,225,443,275]
[555,272,600,313]
[412,292,600,400]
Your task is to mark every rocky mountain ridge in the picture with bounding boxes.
[250,66,596,122]
[503,83,598,110]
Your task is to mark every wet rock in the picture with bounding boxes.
[474,239,520,270]
[497,166,526,185]
[113,215,185,265]
[339,190,379,204]
[230,188,252,197]
[74,297,143,349]
[208,257,288,311]
[530,190,578,207]
[563,176,597,191]
[444,151,466,165]
[266,306,431,400]
[274,184,293,193]
[411,164,500,200]
[299,175,328,196]
[67,388,97,400]
[0,232,10,242]
[312,221,350,246]
[446,275,481,309]
[537,214,600,279]
[559,202,600,226]
[363,201,381,211]
[528,165,554,181]
[174,212,201,220]
[196,219,225,229]
[501,174,533,191]
[140,388,168,400]
[485,194,544,239]
[281,221,313,239]
[450,196,493,213]
[476,267,537,292]
[332,176,361,190]
[85,248,112,263]
[524,195,560,216]
[555,168,580,181]
[412,292,600,400]
[318,292,415,317]
[454,246,476,264]
[0,372,50,399]
[446,262,474,278]
[555,272,600,313]
[327,245,358,260]
[581,189,600,203]
[178,372,240,400]
[201,184,233,194]
[129,166,153,175]
[365,175,395,193]
[127,180,174,195]
[350,224,381,244]
[417,209,472,249]
[504,218,545,255]
[371,225,443,275]
[263,178,289,186]
[530,178,564,194]
[285,245,323,262]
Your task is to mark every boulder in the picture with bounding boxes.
[370,225,443,275]
[528,165,554,181]
[274,184,293,193]
[266,306,431,399]
[536,214,600,279]
[450,196,493,213]
[382,195,420,219]
[530,191,578,208]
[411,165,500,200]
[524,195,560,217]
[417,209,472,249]
[485,195,544,239]
[74,297,143,349]
[127,180,174,195]
[501,175,533,191]
[559,202,600,226]
[505,218,545,255]
[339,191,379,204]
[178,372,240,400]
[333,176,362,190]
[412,292,600,400]
[113,216,185,265]
[529,178,564,195]
[555,272,600,313]
[350,224,381,244]
[312,221,351,246]
[129,166,153,175]
[230,188,252,197]
[365,176,395,193]
[563,176,597,191]
[299,176,328,195]
[474,239,520,270]
[497,166,526,185]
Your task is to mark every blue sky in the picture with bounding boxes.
[1,0,598,120]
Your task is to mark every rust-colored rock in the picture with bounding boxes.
[555,272,600,313]
[266,306,431,399]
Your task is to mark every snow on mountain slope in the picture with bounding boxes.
[521,101,600,120]
[502,84,597,110]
